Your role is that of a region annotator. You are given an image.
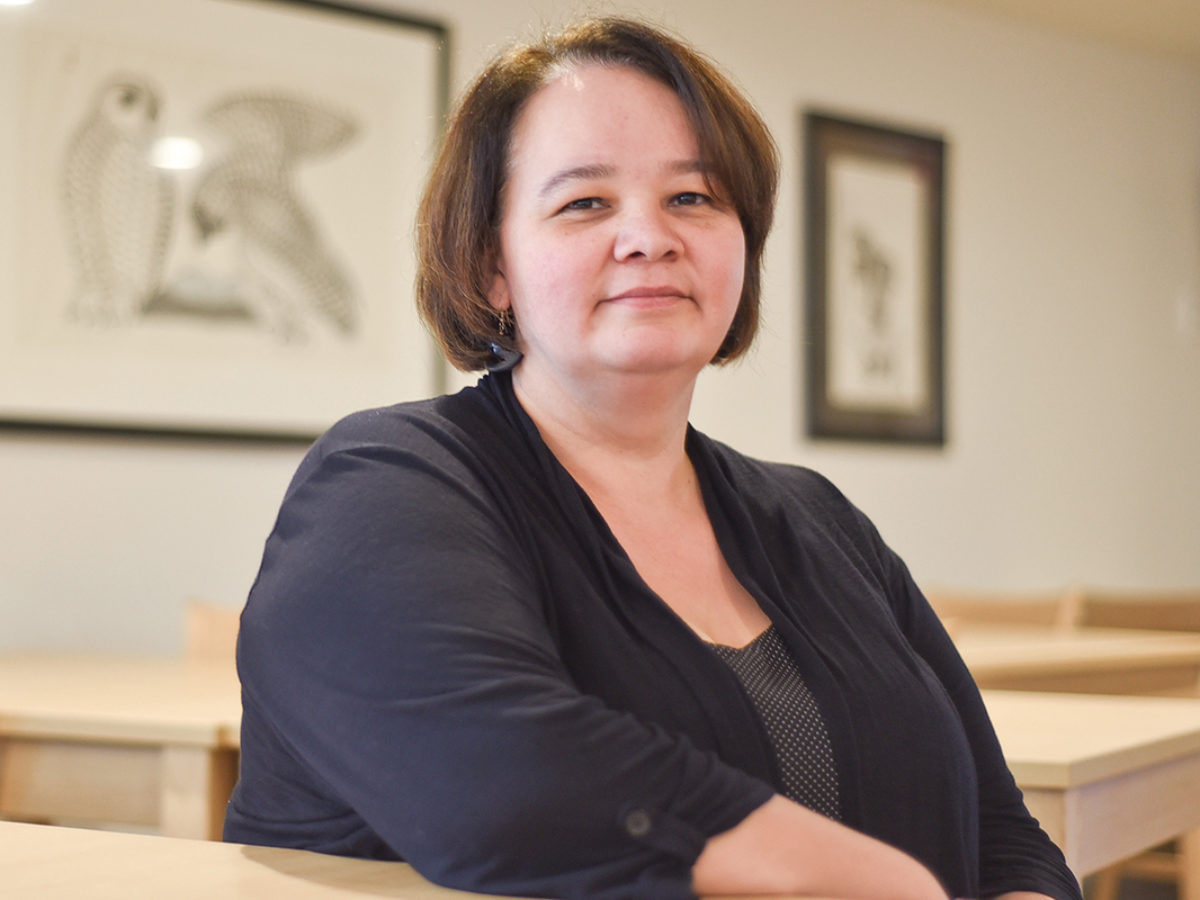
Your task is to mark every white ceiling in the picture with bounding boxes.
[923,0,1200,65]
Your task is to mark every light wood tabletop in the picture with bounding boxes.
[9,646,1200,889]
[0,820,834,900]
[960,628,1200,898]
[0,653,241,744]
[985,689,1200,882]
[0,820,529,899]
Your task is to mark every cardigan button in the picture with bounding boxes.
[624,809,652,837]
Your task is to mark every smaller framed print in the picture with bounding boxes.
[803,111,946,445]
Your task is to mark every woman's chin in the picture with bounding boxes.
[596,339,718,378]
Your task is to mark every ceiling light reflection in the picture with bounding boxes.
[150,136,204,171]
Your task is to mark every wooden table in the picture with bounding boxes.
[0,820,527,899]
[0,820,831,899]
[986,689,1200,888]
[958,627,1200,900]
[957,625,1200,696]
[8,651,1200,890]
[0,654,241,840]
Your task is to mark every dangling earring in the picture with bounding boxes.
[488,307,522,373]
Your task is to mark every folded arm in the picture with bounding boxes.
[235,435,772,897]
[694,795,949,900]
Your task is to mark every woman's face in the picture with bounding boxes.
[489,63,746,389]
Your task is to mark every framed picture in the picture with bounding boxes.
[0,0,448,440]
[803,111,946,445]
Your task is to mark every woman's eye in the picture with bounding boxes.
[562,197,605,212]
[671,192,711,207]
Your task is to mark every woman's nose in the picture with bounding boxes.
[613,205,682,262]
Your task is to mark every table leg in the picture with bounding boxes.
[1180,828,1200,900]
[1086,868,1120,900]
[160,746,239,840]
[1171,672,1200,900]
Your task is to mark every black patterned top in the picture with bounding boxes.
[708,625,840,820]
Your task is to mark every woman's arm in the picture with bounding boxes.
[233,424,773,898]
[874,554,1082,899]
[787,474,1081,900]
[693,795,949,900]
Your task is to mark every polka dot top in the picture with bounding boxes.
[707,625,841,820]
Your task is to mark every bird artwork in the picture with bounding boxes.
[185,92,360,341]
[61,73,175,325]
[851,225,896,381]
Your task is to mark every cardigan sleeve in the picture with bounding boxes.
[228,413,773,900]
[865,522,1083,900]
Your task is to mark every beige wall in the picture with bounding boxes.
[2,0,1198,653]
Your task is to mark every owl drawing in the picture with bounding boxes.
[61,73,175,324]
[190,93,359,341]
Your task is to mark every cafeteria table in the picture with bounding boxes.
[1,819,838,899]
[8,644,1200,892]
[986,689,1200,884]
[0,654,240,839]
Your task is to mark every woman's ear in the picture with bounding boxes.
[487,266,510,312]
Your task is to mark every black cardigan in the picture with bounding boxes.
[225,371,1082,900]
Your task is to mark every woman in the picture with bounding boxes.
[225,17,1082,900]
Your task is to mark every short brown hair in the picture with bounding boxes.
[416,17,779,372]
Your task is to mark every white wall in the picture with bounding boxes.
[2,0,1198,654]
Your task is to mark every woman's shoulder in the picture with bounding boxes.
[303,376,532,471]
[280,379,523,504]
[316,381,495,453]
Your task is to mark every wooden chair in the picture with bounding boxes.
[1076,587,1200,900]
[922,586,1083,637]
[184,599,242,661]
[1078,587,1200,633]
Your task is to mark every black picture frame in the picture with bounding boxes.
[803,111,946,445]
[0,0,449,442]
